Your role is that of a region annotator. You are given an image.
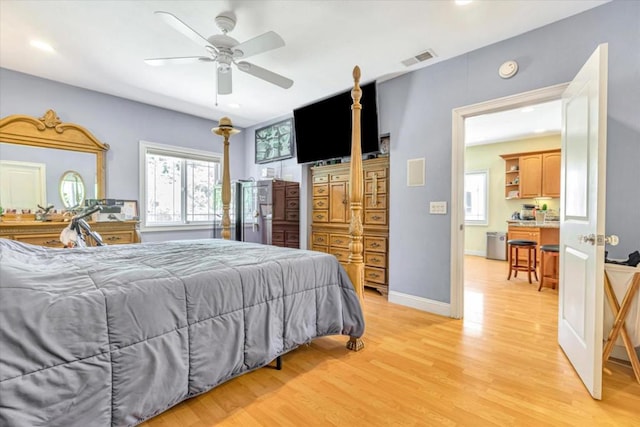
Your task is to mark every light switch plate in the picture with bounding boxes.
[429,201,447,214]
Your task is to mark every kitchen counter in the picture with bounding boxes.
[507,220,559,229]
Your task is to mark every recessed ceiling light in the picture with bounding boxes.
[521,107,535,113]
[30,40,55,53]
[455,0,473,5]
[228,103,241,109]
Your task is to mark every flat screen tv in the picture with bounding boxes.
[293,82,379,164]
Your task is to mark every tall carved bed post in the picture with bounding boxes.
[212,117,240,240]
[346,66,365,352]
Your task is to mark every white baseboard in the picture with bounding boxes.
[388,291,451,317]
[464,249,486,257]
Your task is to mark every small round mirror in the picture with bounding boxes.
[59,170,86,209]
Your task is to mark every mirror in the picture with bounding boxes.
[59,170,85,209]
[0,109,109,212]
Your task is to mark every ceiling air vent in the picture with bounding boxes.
[401,49,436,67]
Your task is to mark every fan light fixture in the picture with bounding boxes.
[145,11,293,96]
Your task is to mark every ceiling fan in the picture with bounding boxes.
[145,11,293,95]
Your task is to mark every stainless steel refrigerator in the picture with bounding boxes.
[213,179,299,248]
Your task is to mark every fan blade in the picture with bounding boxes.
[236,61,293,89]
[234,31,284,59]
[155,11,215,51]
[218,69,232,95]
[145,56,213,66]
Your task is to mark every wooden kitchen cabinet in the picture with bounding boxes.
[519,154,543,198]
[311,157,389,295]
[507,225,559,267]
[501,149,560,199]
[541,151,561,198]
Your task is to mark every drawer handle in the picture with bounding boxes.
[368,272,381,278]
[315,214,324,220]
[372,215,382,220]
[317,201,325,206]
[45,239,61,245]
[317,188,325,193]
[106,236,122,241]
[371,257,380,262]
[316,238,325,243]
[335,239,343,244]
[371,242,380,248]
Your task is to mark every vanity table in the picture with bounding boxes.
[0,109,141,247]
[0,219,140,247]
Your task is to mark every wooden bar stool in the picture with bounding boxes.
[507,239,538,284]
[539,244,560,291]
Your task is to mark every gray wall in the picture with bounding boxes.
[0,69,247,242]
[1,1,637,305]
[379,0,639,302]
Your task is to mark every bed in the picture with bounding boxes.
[0,67,368,426]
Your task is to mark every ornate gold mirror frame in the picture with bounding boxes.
[0,109,110,198]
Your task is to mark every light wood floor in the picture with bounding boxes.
[142,256,640,426]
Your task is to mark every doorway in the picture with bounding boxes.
[449,83,568,319]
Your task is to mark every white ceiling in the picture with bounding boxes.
[0,0,607,130]
[465,99,562,145]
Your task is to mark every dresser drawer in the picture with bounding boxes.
[312,244,328,253]
[365,168,387,179]
[330,173,349,182]
[285,210,299,221]
[100,231,135,245]
[330,247,350,263]
[364,236,386,252]
[365,194,387,209]
[14,234,64,248]
[365,180,387,194]
[330,233,350,248]
[272,230,285,244]
[312,232,329,246]
[365,252,386,268]
[313,174,329,184]
[313,197,328,209]
[285,186,299,197]
[285,230,299,243]
[312,210,328,222]
[313,184,329,196]
[365,266,386,284]
[364,210,387,226]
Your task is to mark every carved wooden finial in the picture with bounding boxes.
[352,66,361,85]
[39,109,61,128]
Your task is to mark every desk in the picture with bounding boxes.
[603,263,640,383]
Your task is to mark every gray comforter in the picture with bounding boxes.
[0,238,364,426]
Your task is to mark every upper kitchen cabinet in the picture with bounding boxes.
[501,149,561,199]
[520,153,543,198]
[541,151,561,198]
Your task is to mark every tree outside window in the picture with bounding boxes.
[141,141,221,229]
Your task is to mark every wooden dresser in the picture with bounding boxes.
[310,157,389,294]
[272,180,300,248]
[0,220,140,247]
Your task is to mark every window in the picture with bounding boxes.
[464,170,488,225]
[140,141,222,230]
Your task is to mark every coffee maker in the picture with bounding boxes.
[520,204,537,220]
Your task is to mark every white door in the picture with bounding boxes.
[0,160,47,210]
[558,44,609,399]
